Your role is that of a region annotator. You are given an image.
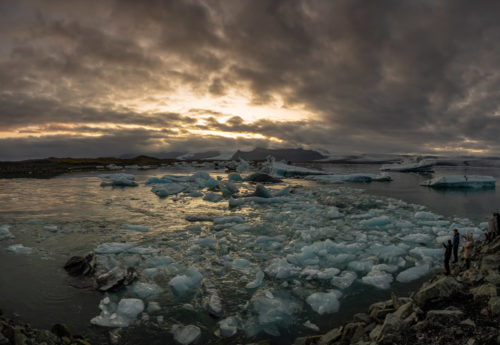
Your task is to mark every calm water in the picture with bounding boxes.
[0,163,498,344]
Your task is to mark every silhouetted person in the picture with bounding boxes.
[443,240,452,276]
[452,229,460,263]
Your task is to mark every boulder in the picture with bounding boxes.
[485,272,500,286]
[340,322,365,343]
[95,267,137,292]
[470,284,497,301]
[318,327,342,345]
[488,296,500,316]
[480,255,500,275]
[426,309,464,323]
[413,276,463,307]
[63,253,95,276]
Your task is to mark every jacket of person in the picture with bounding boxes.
[463,235,473,259]
[443,242,452,261]
[453,233,460,247]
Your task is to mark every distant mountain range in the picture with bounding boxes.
[120,147,328,161]
[231,147,327,161]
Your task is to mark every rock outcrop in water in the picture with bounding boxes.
[288,237,500,345]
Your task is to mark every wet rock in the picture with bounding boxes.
[460,319,476,328]
[426,309,464,323]
[51,323,71,338]
[480,254,500,275]
[393,302,413,320]
[64,253,95,277]
[318,327,342,345]
[244,172,282,184]
[471,283,497,300]
[488,296,500,315]
[375,314,403,342]
[340,322,364,343]
[485,272,500,286]
[352,312,370,324]
[95,267,137,292]
[413,276,463,307]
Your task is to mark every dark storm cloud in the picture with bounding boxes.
[2,0,500,158]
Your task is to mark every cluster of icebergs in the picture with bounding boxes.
[85,163,487,342]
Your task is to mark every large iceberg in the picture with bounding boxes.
[380,157,435,172]
[420,175,495,189]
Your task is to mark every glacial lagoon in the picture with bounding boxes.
[0,163,499,344]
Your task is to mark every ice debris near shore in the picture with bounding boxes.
[91,297,144,327]
[122,224,149,232]
[100,173,138,187]
[85,184,483,338]
[0,225,14,240]
[171,324,201,345]
[7,244,32,255]
[420,175,495,189]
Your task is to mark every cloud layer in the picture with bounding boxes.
[1,0,500,159]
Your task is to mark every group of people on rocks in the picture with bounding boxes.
[442,212,500,276]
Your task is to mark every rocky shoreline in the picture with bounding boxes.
[2,238,499,345]
[287,237,500,345]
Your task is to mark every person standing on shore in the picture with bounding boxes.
[463,234,473,269]
[487,213,498,242]
[443,240,453,275]
[452,229,460,263]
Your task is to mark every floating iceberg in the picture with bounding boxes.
[396,264,431,283]
[306,291,341,314]
[171,324,201,345]
[7,244,32,255]
[305,173,391,184]
[420,175,495,189]
[43,225,58,232]
[169,266,203,296]
[100,173,138,187]
[380,157,435,172]
[151,183,187,197]
[270,162,324,178]
[361,270,393,289]
[219,316,239,337]
[95,242,137,254]
[91,297,144,328]
[0,225,14,240]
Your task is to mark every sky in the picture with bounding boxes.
[1,0,500,160]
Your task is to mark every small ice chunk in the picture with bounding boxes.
[254,184,272,198]
[122,224,149,232]
[326,206,343,219]
[203,192,223,203]
[91,298,144,328]
[7,244,32,255]
[415,211,439,220]
[331,271,357,289]
[193,236,216,248]
[27,219,42,224]
[219,316,239,337]
[306,291,341,314]
[396,264,431,283]
[100,173,137,187]
[0,225,14,240]
[147,302,161,313]
[265,258,300,279]
[151,183,187,197]
[95,242,137,254]
[303,320,320,331]
[171,324,201,345]
[228,173,243,182]
[361,216,391,227]
[169,266,203,296]
[361,270,393,289]
[43,225,58,232]
[246,270,264,289]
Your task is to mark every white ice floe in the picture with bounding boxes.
[270,162,324,177]
[169,266,203,296]
[246,270,265,289]
[151,183,187,197]
[43,225,58,232]
[147,301,161,313]
[100,173,138,187]
[396,264,431,283]
[361,270,393,289]
[306,173,391,184]
[7,244,32,255]
[91,297,144,327]
[331,271,357,289]
[219,316,239,337]
[420,175,495,189]
[265,258,300,279]
[171,324,201,345]
[0,225,14,240]
[122,224,149,232]
[306,291,342,314]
